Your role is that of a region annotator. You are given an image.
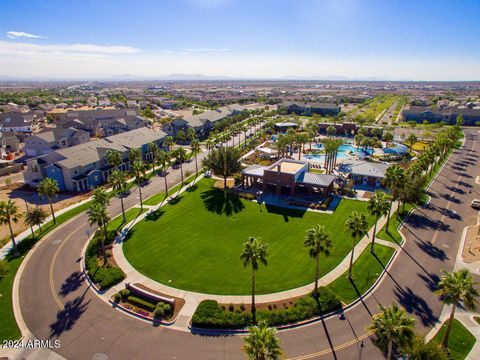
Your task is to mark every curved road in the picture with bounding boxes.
[16,129,479,360]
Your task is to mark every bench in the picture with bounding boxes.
[126,283,176,307]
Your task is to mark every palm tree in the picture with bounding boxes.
[106,149,122,170]
[405,336,448,360]
[190,139,201,175]
[243,320,283,360]
[173,147,187,184]
[368,191,391,253]
[128,147,142,164]
[344,211,369,280]
[132,160,146,210]
[202,146,242,189]
[304,224,332,295]
[87,202,110,265]
[240,237,269,322]
[148,142,159,172]
[186,127,196,142]
[383,165,405,232]
[367,303,415,360]
[109,170,127,222]
[434,269,479,349]
[164,136,175,152]
[25,206,47,236]
[156,150,171,195]
[92,186,110,207]
[37,178,59,224]
[405,133,417,152]
[0,200,22,256]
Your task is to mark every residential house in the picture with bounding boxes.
[402,106,480,125]
[0,132,20,157]
[338,159,389,187]
[24,127,167,192]
[0,112,34,134]
[280,102,341,117]
[24,127,90,156]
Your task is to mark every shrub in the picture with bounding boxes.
[228,304,234,312]
[127,295,157,312]
[105,249,112,257]
[120,289,131,298]
[113,292,122,303]
[163,303,172,315]
[154,306,164,319]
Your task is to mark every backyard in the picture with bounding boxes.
[123,178,375,295]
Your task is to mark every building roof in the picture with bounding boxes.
[33,127,88,143]
[242,164,268,177]
[0,112,34,127]
[275,122,298,127]
[267,159,306,174]
[296,172,335,188]
[282,102,340,110]
[338,160,389,179]
[383,144,408,155]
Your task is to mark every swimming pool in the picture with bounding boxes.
[303,143,373,162]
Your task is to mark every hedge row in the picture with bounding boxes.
[192,287,341,329]
[85,231,125,290]
[127,295,157,312]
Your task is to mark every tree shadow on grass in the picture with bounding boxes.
[201,189,244,216]
[145,208,165,222]
[264,205,306,222]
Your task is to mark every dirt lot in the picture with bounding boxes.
[0,182,90,243]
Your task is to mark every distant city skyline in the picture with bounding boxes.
[1,0,480,81]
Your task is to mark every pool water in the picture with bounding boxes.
[304,143,373,162]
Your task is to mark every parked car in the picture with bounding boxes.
[471,199,480,209]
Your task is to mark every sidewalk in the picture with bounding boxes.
[106,190,400,331]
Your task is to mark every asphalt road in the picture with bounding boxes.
[15,128,479,360]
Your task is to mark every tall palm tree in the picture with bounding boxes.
[243,320,283,360]
[405,336,448,360]
[128,147,142,164]
[202,146,242,189]
[174,147,188,184]
[344,211,369,280]
[0,200,22,256]
[92,186,110,207]
[25,206,47,236]
[303,224,332,295]
[367,303,415,360]
[37,178,59,224]
[132,160,146,210]
[156,150,171,195]
[434,269,479,349]
[109,170,127,222]
[190,139,201,175]
[368,191,391,253]
[164,136,174,152]
[148,142,159,172]
[383,165,405,232]
[240,237,269,322]
[87,202,110,265]
[106,149,122,170]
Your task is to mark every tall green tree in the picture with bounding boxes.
[344,211,369,280]
[405,133,417,152]
[434,269,479,349]
[202,146,242,189]
[367,303,415,360]
[383,165,405,232]
[106,149,122,170]
[405,336,448,360]
[186,127,196,142]
[87,202,110,265]
[25,206,47,236]
[109,170,128,223]
[148,142,159,172]
[240,237,269,322]
[190,139,201,175]
[173,147,188,184]
[164,136,174,151]
[92,186,110,208]
[368,191,391,253]
[156,150,171,195]
[37,178,59,224]
[243,320,283,360]
[128,148,142,163]
[303,224,332,295]
[132,160,146,210]
[0,200,22,256]
[176,129,186,143]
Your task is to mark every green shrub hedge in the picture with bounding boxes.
[192,287,341,329]
[85,232,125,290]
[127,295,157,312]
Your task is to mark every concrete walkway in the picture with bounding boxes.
[106,188,400,331]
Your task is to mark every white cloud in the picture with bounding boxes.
[6,31,48,39]
[182,48,230,53]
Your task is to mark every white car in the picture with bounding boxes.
[471,199,480,209]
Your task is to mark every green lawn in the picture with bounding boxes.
[327,243,395,304]
[143,172,200,206]
[107,207,146,233]
[0,199,92,341]
[431,319,476,360]
[123,178,375,295]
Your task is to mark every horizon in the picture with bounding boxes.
[2,0,480,81]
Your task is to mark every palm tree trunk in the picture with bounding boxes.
[314,254,319,294]
[164,173,168,195]
[138,181,143,210]
[180,164,184,184]
[441,303,457,349]
[386,201,392,233]
[120,196,126,223]
[370,218,378,253]
[29,224,35,239]
[223,176,227,190]
[386,338,393,360]
[195,154,198,176]
[348,237,355,280]
[251,267,256,323]
[39,222,43,233]
[102,223,108,265]
[48,197,56,224]
[8,219,18,255]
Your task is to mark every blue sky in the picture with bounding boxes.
[1,0,479,80]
